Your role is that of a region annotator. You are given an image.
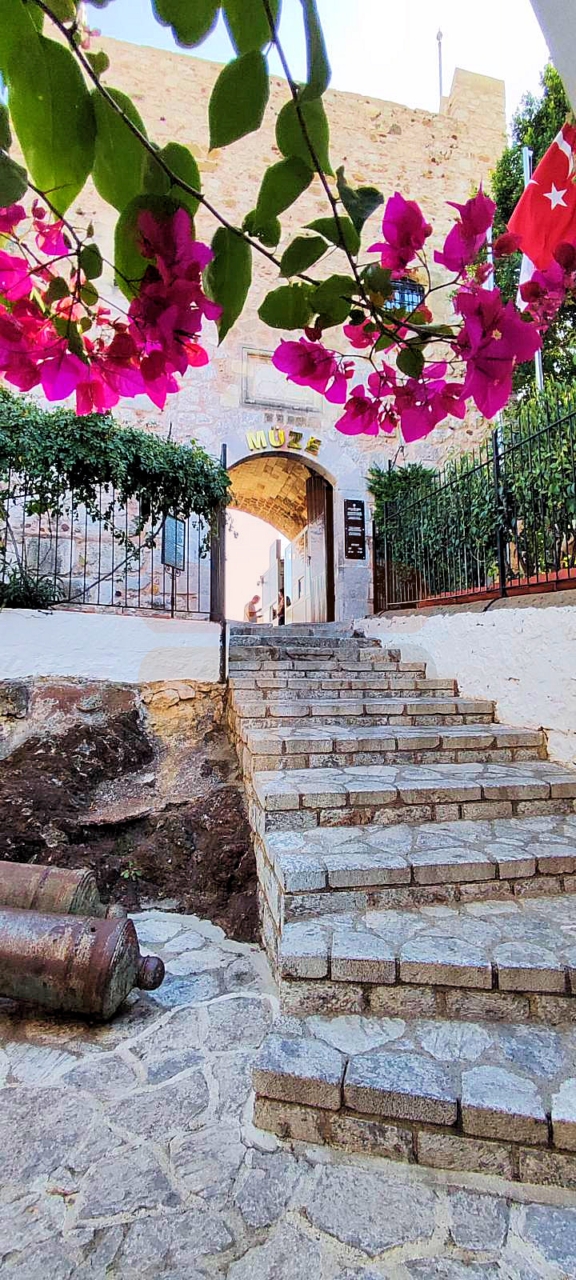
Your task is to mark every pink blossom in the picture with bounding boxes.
[40,349,87,401]
[369,192,432,275]
[454,284,541,417]
[493,231,522,258]
[394,363,466,443]
[35,219,70,257]
[335,386,381,435]
[138,208,213,283]
[0,204,26,235]
[343,319,374,349]
[272,338,350,404]
[521,260,568,327]
[0,250,33,301]
[435,187,496,274]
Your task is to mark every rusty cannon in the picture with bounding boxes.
[0,861,126,918]
[0,908,164,1020]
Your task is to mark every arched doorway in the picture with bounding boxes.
[215,451,335,624]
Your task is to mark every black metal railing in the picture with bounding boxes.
[0,474,212,616]
[373,402,576,611]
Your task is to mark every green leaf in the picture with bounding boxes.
[2,30,94,215]
[160,141,201,217]
[276,97,332,175]
[85,49,110,78]
[242,209,281,247]
[396,346,425,379]
[79,243,103,280]
[209,51,269,149]
[41,0,77,19]
[280,234,327,277]
[0,151,27,206]
[255,157,312,222]
[152,0,220,46]
[44,275,69,304]
[336,166,383,233]
[81,281,99,307]
[0,105,11,152]
[114,193,180,299]
[300,0,330,101]
[223,0,281,52]
[258,282,315,329]
[313,273,355,325]
[362,263,393,296]
[205,226,252,341]
[92,87,147,212]
[306,215,360,255]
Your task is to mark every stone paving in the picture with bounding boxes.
[3,909,576,1279]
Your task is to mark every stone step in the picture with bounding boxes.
[229,638,381,653]
[243,723,545,773]
[251,761,576,835]
[252,1009,576,1185]
[230,677,454,697]
[229,656,418,674]
[229,623,354,638]
[262,812,576,923]
[230,696,496,732]
[230,665,428,688]
[276,891,576,1021]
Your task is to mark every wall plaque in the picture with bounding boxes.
[161,516,186,571]
[344,499,366,560]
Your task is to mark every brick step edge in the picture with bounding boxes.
[252,1094,573,1188]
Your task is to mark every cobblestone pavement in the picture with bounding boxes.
[1,910,576,1279]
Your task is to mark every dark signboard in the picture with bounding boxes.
[161,516,186,571]
[344,499,366,560]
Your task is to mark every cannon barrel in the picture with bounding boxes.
[0,862,126,918]
[0,907,164,1020]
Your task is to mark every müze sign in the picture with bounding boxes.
[245,429,322,457]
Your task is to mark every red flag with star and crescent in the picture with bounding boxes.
[508,123,576,269]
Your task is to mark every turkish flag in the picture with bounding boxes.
[508,124,576,269]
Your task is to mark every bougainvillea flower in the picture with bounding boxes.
[0,204,26,236]
[139,208,213,283]
[0,250,33,301]
[394,363,466,442]
[40,349,87,401]
[34,219,70,258]
[493,231,522,258]
[343,318,374,349]
[369,192,432,274]
[272,338,350,404]
[335,385,381,435]
[454,284,541,417]
[521,260,567,327]
[435,186,496,274]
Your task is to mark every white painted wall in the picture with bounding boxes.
[530,1,576,110]
[358,595,576,766]
[0,609,221,684]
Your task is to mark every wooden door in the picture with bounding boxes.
[305,474,335,623]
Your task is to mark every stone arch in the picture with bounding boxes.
[228,451,334,540]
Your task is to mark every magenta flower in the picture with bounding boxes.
[272,338,350,404]
[343,318,374,349]
[40,349,87,401]
[335,386,381,435]
[0,250,33,301]
[493,231,522,259]
[435,186,496,274]
[369,192,432,275]
[454,284,541,417]
[35,219,70,258]
[394,364,466,443]
[0,204,26,236]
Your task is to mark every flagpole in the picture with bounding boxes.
[522,145,545,393]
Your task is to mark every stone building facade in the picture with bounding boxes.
[68,40,507,620]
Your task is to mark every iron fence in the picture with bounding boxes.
[0,472,212,616]
[373,402,576,611]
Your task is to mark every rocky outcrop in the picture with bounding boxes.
[0,677,257,941]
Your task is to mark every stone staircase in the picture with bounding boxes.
[227,622,576,1188]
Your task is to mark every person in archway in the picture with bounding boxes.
[243,594,260,623]
[276,589,285,625]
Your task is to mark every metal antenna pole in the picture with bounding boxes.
[521,145,545,392]
[437,30,443,105]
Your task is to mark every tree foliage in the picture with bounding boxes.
[492,65,575,391]
[0,386,230,529]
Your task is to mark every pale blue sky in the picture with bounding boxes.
[88,0,549,121]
